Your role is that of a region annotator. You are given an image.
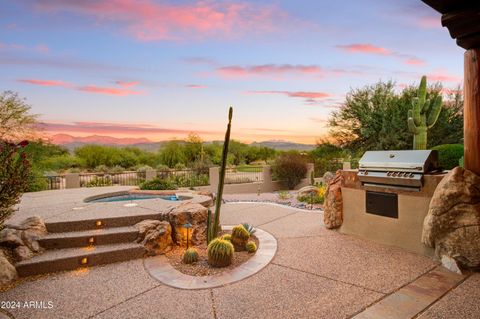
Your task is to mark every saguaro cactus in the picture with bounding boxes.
[211,106,233,238]
[407,76,442,150]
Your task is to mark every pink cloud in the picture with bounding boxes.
[19,78,142,96]
[186,84,208,89]
[34,0,285,41]
[218,64,323,78]
[18,79,70,87]
[115,81,140,88]
[34,44,50,54]
[77,85,141,96]
[404,58,425,66]
[417,16,440,29]
[428,71,462,83]
[336,44,391,55]
[247,90,331,104]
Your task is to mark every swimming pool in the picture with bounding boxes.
[88,194,185,203]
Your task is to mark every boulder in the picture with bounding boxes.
[0,228,24,247]
[164,202,208,245]
[195,191,215,207]
[135,220,173,256]
[323,171,335,185]
[297,186,318,197]
[323,170,344,229]
[14,245,33,261]
[422,167,480,269]
[0,249,17,287]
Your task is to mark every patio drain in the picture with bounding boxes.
[144,226,277,290]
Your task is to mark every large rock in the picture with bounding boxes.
[14,245,33,261]
[164,202,208,245]
[323,170,344,229]
[0,228,24,247]
[0,249,17,287]
[297,186,318,197]
[135,220,173,256]
[422,167,480,269]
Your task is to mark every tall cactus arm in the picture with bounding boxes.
[408,110,419,134]
[427,95,442,128]
[412,98,422,126]
[418,76,428,113]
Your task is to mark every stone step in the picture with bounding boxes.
[15,243,146,277]
[38,226,139,249]
[45,213,162,233]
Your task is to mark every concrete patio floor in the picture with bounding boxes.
[1,187,479,319]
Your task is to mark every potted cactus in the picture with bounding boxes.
[207,238,234,267]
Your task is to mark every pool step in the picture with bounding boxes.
[16,242,146,277]
[45,213,162,233]
[38,226,139,249]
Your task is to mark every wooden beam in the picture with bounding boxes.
[464,49,480,175]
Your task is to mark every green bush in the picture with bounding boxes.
[139,178,178,190]
[86,176,113,187]
[273,153,308,189]
[431,144,464,170]
[1,141,31,226]
[26,169,48,192]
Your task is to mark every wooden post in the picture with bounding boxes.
[464,49,480,176]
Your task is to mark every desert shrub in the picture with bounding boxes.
[86,176,113,187]
[25,169,48,192]
[94,165,109,173]
[174,163,187,170]
[1,141,30,226]
[139,178,178,190]
[110,165,125,173]
[156,164,170,171]
[41,154,82,172]
[297,185,326,204]
[273,153,308,190]
[431,144,464,170]
[135,165,153,172]
[168,174,209,188]
[277,191,291,200]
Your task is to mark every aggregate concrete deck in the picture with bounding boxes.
[1,187,478,319]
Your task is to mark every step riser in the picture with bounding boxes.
[45,213,162,233]
[16,246,146,277]
[39,231,139,249]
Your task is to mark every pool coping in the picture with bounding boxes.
[143,226,277,290]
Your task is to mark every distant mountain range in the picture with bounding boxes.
[49,134,316,152]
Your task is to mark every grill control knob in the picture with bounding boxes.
[393,172,398,177]
[398,172,404,177]
[364,171,368,175]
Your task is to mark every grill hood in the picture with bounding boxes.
[358,150,439,173]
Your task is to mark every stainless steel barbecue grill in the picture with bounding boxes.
[357,150,439,191]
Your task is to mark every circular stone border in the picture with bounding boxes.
[143,226,277,290]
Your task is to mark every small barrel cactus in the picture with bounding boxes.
[221,234,232,241]
[245,241,257,253]
[182,248,199,264]
[207,238,234,267]
[231,224,250,251]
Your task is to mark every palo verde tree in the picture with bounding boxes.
[0,91,38,141]
[407,76,442,150]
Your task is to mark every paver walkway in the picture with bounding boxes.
[1,187,479,319]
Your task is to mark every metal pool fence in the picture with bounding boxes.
[156,168,209,187]
[79,171,146,187]
[42,175,64,190]
[225,166,263,184]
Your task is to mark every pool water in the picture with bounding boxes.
[90,194,181,203]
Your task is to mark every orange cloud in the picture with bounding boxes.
[218,64,323,78]
[247,90,331,105]
[34,0,285,41]
[18,79,70,87]
[336,44,390,55]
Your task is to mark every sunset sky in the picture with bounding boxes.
[1,0,464,144]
